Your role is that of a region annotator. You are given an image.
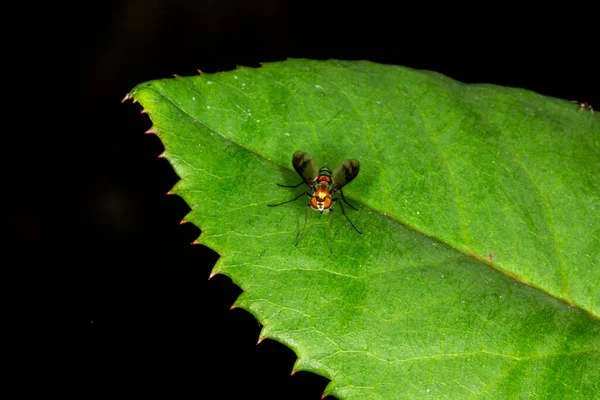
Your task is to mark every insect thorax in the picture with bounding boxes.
[315,168,333,186]
[318,166,332,176]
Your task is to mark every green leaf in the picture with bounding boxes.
[127,59,600,399]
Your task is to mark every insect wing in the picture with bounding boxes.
[332,159,360,190]
[292,150,318,183]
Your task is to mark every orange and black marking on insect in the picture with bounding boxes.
[267,150,362,253]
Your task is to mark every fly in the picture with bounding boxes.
[267,150,362,253]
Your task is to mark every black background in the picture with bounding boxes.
[18,2,597,398]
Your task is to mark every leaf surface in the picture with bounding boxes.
[128,59,600,399]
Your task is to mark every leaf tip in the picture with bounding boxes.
[121,93,131,103]
[320,384,334,400]
[209,264,222,279]
[197,68,203,75]
[145,127,158,135]
[290,359,304,376]
[257,328,269,345]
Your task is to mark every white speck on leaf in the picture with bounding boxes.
[284,132,290,137]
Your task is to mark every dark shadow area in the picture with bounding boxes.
[16,1,597,398]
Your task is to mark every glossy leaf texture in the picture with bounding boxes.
[127,59,599,399]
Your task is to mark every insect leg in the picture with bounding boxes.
[276,181,305,188]
[295,203,310,247]
[335,197,363,234]
[339,188,359,210]
[267,192,311,207]
[328,208,334,254]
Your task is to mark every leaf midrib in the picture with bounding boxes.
[134,85,598,322]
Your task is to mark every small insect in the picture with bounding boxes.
[267,150,362,253]
[571,100,594,114]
